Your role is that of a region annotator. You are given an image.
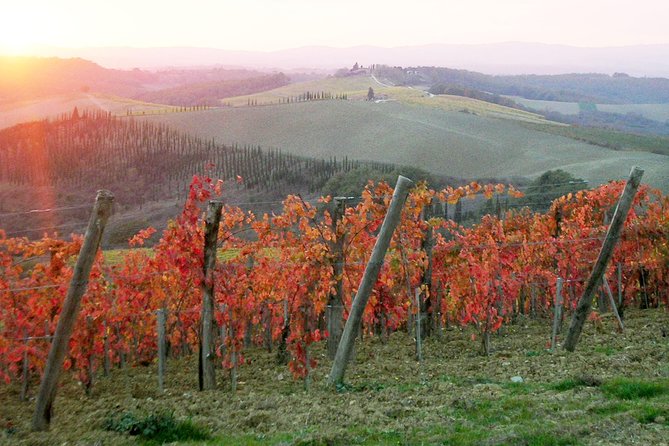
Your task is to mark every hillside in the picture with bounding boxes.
[0,111,414,241]
[141,94,669,191]
[0,92,176,129]
[0,56,153,102]
[135,73,291,106]
[509,97,669,123]
[0,56,290,106]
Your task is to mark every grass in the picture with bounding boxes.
[103,247,240,265]
[521,120,669,156]
[104,411,209,444]
[637,405,669,425]
[507,97,669,123]
[142,98,669,192]
[5,309,668,446]
[552,375,602,392]
[221,75,376,107]
[601,378,669,400]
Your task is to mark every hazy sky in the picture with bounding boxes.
[2,0,669,53]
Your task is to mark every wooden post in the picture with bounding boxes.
[617,262,624,320]
[229,307,238,392]
[550,278,563,351]
[20,331,29,402]
[415,288,423,362]
[32,190,114,431]
[327,197,347,360]
[420,201,434,337]
[85,316,94,395]
[103,321,110,377]
[327,175,413,387]
[157,309,166,392]
[602,277,624,332]
[435,280,443,339]
[199,200,223,391]
[219,304,227,357]
[564,167,643,352]
[530,285,536,319]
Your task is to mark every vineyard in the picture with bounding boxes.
[2,173,668,381]
[1,172,668,442]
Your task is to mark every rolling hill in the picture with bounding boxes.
[139,80,669,191]
[0,92,177,129]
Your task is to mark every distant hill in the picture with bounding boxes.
[378,66,669,104]
[0,56,153,102]
[136,73,291,106]
[35,43,669,77]
[0,56,285,104]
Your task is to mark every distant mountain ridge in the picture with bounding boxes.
[0,56,281,103]
[30,42,669,77]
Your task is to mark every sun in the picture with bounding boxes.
[0,7,54,55]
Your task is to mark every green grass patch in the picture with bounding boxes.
[522,121,669,156]
[103,247,153,265]
[104,410,209,444]
[636,405,669,425]
[553,375,602,392]
[588,401,631,415]
[525,350,544,357]
[511,430,580,446]
[601,378,669,400]
[594,345,617,356]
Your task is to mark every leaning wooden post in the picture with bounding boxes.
[32,190,114,431]
[564,167,643,352]
[550,278,563,351]
[327,175,413,387]
[199,200,223,391]
[157,309,167,391]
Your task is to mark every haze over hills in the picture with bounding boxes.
[33,43,669,76]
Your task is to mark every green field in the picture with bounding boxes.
[597,103,669,122]
[505,96,583,115]
[507,96,669,123]
[225,76,549,124]
[142,98,669,191]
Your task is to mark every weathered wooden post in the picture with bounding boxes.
[420,200,434,337]
[32,190,114,431]
[157,309,167,391]
[617,262,624,320]
[328,175,413,387]
[550,278,563,351]
[103,321,110,377]
[199,200,223,391]
[327,197,348,360]
[564,167,643,352]
[20,330,29,402]
[415,288,423,362]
